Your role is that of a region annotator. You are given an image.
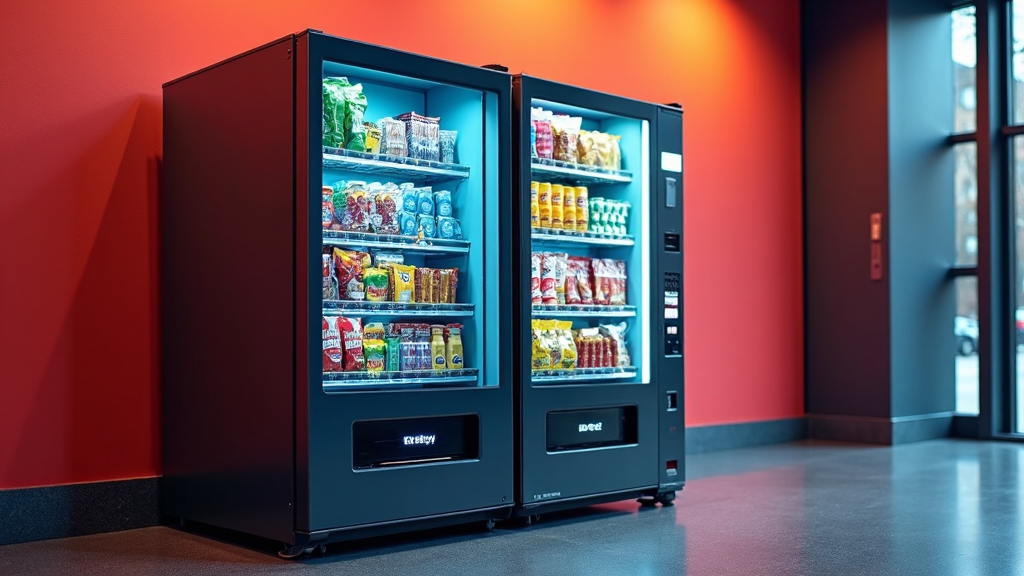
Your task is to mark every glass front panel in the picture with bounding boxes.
[1014,1,1024,124]
[529,98,650,386]
[319,62,499,392]
[955,276,979,415]
[955,142,978,266]
[953,5,977,132]
[1015,136,1024,430]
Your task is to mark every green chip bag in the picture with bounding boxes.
[342,84,368,152]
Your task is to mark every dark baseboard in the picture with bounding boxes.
[0,477,160,546]
[808,412,954,445]
[685,418,808,454]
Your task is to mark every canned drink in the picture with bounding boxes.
[538,182,552,228]
[575,186,589,232]
[550,184,564,230]
[563,186,576,231]
[530,181,540,228]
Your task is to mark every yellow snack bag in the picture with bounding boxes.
[531,319,553,370]
[550,185,564,230]
[556,320,578,370]
[538,182,552,228]
[390,264,416,303]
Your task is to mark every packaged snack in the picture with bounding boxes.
[434,190,452,217]
[445,324,464,370]
[439,268,458,304]
[600,322,631,367]
[415,324,432,370]
[378,117,407,157]
[390,264,416,303]
[399,211,418,236]
[530,182,540,228]
[363,268,389,302]
[342,84,368,151]
[322,186,335,229]
[575,186,589,232]
[430,325,447,372]
[385,336,401,372]
[336,181,371,232]
[364,122,382,154]
[565,259,582,305]
[340,316,365,371]
[370,187,400,235]
[551,115,582,163]
[552,253,568,305]
[610,134,622,171]
[439,129,457,164]
[374,252,404,268]
[322,315,345,372]
[595,132,622,170]
[436,216,463,240]
[541,320,563,367]
[418,215,437,238]
[531,107,554,159]
[531,252,543,304]
[570,256,594,305]
[416,187,435,216]
[550,185,564,229]
[415,268,435,304]
[610,260,627,306]
[322,252,338,301]
[563,185,576,231]
[322,77,351,148]
[334,249,370,301]
[397,112,441,162]
[577,130,599,166]
[540,253,558,305]
[399,183,418,213]
[538,182,552,228]
[363,339,386,373]
[396,323,418,371]
[592,258,614,305]
[363,322,386,342]
[555,320,578,370]
[531,121,538,158]
[531,320,553,370]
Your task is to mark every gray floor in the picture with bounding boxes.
[2,439,1024,575]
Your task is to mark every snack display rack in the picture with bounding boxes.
[323,301,475,317]
[323,368,479,392]
[531,160,633,185]
[530,366,637,383]
[531,304,636,318]
[531,230,635,247]
[322,230,471,255]
[323,146,471,185]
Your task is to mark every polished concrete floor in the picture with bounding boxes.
[2,439,1024,575]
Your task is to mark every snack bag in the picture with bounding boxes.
[439,268,459,304]
[530,121,538,158]
[436,216,462,239]
[565,258,582,305]
[434,190,452,217]
[398,211,418,236]
[610,260,628,306]
[575,186,589,232]
[550,185,564,229]
[370,187,400,235]
[334,249,370,301]
[577,130,599,166]
[415,267,435,304]
[538,182,552,228]
[563,185,576,231]
[531,107,554,159]
[600,322,631,367]
[531,253,543,304]
[390,264,416,303]
[414,324,432,370]
[556,320,578,370]
[439,130,457,164]
[418,215,437,238]
[322,186,335,229]
[322,252,338,301]
[322,77,351,148]
[340,316,365,371]
[609,134,622,170]
[592,258,613,305]
[416,187,435,216]
[374,252,404,268]
[552,253,569,305]
[540,253,558,305]
[363,268,389,301]
[570,257,594,305]
[531,320,553,370]
[551,115,582,163]
[363,322,386,342]
[337,181,371,232]
[397,112,441,162]
[363,340,387,373]
[322,315,345,372]
[399,183,418,213]
[541,320,563,367]
[378,117,407,157]
[342,84,368,151]
[364,122,382,154]
[386,336,401,372]
[530,182,540,228]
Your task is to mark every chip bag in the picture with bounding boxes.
[334,248,370,301]
[340,316,365,371]
[363,339,387,373]
[555,320,577,370]
[390,264,416,303]
[531,319,553,370]
[363,268,389,302]
[322,315,345,372]
[551,115,582,163]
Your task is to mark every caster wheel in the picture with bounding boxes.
[483,519,496,531]
[278,545,315,559]
[656,492,676,507]
[522,514,540,526]
[638,497,658,507]
[316,545,328,554]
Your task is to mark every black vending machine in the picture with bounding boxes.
[161,31,514,556]
[512,75,684,520]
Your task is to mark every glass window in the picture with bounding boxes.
[953,5,977,132]
[1014,136,1024,430]
[956,276,979,415]
[1014,1,1024,124]
[954,142,978,266]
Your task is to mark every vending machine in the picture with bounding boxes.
[511,75,684,520]
[161,31,514,556]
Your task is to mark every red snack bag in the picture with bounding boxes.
[592,259,612,306]
[608,259,627,306]
[569,257,592,305]
[565,259,581,305]
[334,249,370,301]
[341,316,365,371]
[540,253,559,305]
[531,253,543,304]
[322,315,344,372]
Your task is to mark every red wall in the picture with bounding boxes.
[0,0,802,489]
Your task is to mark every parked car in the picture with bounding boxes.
[955,316,978,356]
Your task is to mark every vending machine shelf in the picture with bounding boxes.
[323,146,471,185]
[323,301,475,317]
[531,160,632,186]
[531,230,635,247]
[531,304,636,318]
[323,230,471,255]
[531,366,638,383]
[323,368,480,392]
